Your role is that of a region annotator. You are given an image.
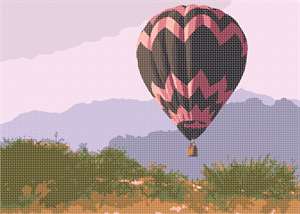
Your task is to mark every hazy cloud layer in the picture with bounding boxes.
[0,0,231,60]
[0,25,146,123]
[0,0,299,124]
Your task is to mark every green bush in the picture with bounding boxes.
[203,156,298,211]
[43,152,97,207]
[0,139,146,207]
[92,148,146,196]
[143,164,187,202]
[96,148,146,182]
[0,139,73,207]
[3,139,297,211]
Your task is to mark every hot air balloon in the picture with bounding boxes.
[136,5,248,157]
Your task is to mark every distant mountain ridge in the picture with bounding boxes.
[229,88,300,106]
[109,98,300,179]
[229,88,275,105]
[0,89,299,153]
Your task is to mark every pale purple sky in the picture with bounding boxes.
[0,0,299,124]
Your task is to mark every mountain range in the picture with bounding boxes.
[0,89,299,178]
[109,98,300,179]
[0,89,299,167]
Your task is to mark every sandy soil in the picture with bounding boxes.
[1,193,299,214]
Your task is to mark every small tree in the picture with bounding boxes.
[53,131,64,143]
[77,143,89,154]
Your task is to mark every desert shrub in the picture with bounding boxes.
[0,139,72,207]
[92,148,146,196]
[94,181,137,198]
[96,148,146,182]
[0,140,146,207]
[23,147,145,206]
[0,139,97,207]
[203,156,298,211]
[143,164,187,202]
[42,155,97,207]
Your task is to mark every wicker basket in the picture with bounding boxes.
[187,143,198,157]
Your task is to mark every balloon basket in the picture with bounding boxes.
[187,143,198,157]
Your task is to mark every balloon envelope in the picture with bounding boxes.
[136,5,248,141]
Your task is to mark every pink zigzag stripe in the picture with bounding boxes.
[185,14,247,55]
[150,17,184,46]
[149,5,223,25]
[137,14,247,56]
[184,122,207,129]
[151,70,232,105]
[168,105,213,126]
[211,8,225,19]
[137,31,150,50]
[150,5,186,24]
[184,4,211,16]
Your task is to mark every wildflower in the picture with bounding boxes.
[181,204,187,209]
[130,179,144,186]
[170,206,182,212]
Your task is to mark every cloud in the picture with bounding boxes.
[0,0,231,61]
[0,0,298,124]
[226,0,299,101]
[0,24,151,123]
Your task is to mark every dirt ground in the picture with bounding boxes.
[1,192,299,214]
[1,181,300,213]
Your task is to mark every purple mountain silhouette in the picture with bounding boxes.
[228,88,275,105]
[0,89,299,154]
[109,98,300,179]
[0,99,174,151]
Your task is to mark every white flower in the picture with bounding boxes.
[170,206,182,212]
[130,179,144,186]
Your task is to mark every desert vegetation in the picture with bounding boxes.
[0,138,299,213]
